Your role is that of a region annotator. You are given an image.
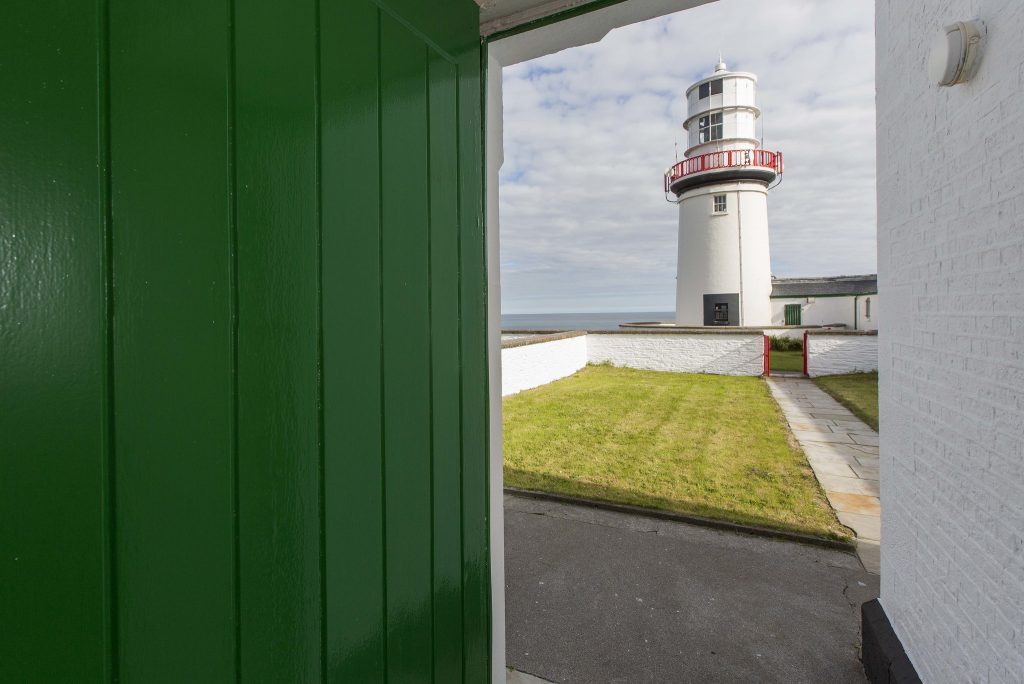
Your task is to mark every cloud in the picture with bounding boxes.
[499,0,876,314]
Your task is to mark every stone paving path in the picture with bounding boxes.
[766,376,880,573]
[507,668,554,683]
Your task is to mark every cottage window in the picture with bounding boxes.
[864,297,872,319]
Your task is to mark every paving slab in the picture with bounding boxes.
[808,410,858,418]
[849,463,880,480]
[767,377,881,574]
[808,460,859,478]
[505,495,878,684]
[791,430,857,445]
[815,474,880,497]
[508,669,555,684]
[826,491,881,516]
[836,512,881,542]
[851,433,879,446]
[803,446,867,466]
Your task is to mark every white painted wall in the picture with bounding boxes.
[770,295,879,331]
[676,182,773,327]
[588,333,764,376]
[878,1,1024,681]
[501,335,588,395]
[805,334,878,377]
[485,51,506,684]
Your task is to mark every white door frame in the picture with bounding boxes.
[483,3,719,680]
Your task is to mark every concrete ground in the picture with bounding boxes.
[505,494,878,684]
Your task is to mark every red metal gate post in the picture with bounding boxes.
[803,331,809,377]
[764,335,770,376]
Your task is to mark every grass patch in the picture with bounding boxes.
[813,372,878,431]
[770,350,804,373]
[503,365,850,541]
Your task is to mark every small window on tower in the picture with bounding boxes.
[698,112,723,143]
[713,195,727,213]
[698,79,723,99]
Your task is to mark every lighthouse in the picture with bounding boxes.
[664,62,783,327]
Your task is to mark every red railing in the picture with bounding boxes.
[664,149,783,191]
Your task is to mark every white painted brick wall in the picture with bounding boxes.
[878,0,1024,680]
[587,333,764,376]
[500,335,587,396]
[806,335,878,377]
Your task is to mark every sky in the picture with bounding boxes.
[499,0,876,314]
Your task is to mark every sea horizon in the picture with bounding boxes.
[501,311,673,332]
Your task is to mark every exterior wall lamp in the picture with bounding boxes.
[928,20,983,86]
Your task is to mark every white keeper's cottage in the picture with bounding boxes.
[770,274,879,331]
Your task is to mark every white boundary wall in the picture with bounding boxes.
[588,333,763,375]
[501,334,588,396]
[806,333,878,377]
[500,331,766,396]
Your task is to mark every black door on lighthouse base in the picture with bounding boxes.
[703,293,740,326]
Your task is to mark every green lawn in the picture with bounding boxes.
[770,350,804,373]
[503,365,850,541]
[813,372,879,431]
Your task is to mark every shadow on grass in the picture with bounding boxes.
[504,467,853,542]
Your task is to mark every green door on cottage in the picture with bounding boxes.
[1,0,489,681]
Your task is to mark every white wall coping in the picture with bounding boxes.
[501,329,587,349]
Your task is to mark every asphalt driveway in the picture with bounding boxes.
[505,494,878,683]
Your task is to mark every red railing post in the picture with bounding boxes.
[764,335,770,376]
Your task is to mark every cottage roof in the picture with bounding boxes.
[770,274,878,298]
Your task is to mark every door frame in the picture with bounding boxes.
[482,3,720,680]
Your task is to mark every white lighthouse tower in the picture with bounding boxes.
[665,62,783,327]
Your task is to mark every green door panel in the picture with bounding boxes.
[109,1,236,679]
[235,0,323,680]
[428,54,467,683]
[320,0,387,678]
[380,14,435,678]
[455,38,491,684]
[785,303,802,326]
[0,0,488,680]
[319,1,489,680]
[0,2,112,680]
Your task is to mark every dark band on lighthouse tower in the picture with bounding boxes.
[664,62,783,327]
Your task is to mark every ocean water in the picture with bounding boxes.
[500,312,673,332]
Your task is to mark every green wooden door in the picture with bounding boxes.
[1,0,488,681]
[784,304,802,326]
